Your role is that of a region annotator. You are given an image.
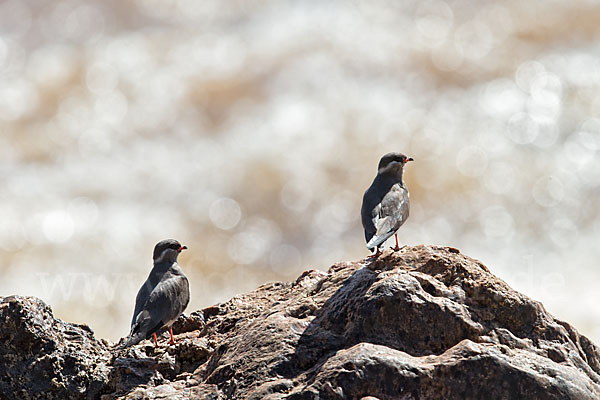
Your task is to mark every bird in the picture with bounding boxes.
[361,152,413,257]
[119,239,190,348]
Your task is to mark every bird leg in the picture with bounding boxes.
[153,332,159,347]
[169,327,175,345]
[367,247,381,259]
[366,246,383,260]
[391,234,403,251]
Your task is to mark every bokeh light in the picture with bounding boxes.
[1,0,599,345]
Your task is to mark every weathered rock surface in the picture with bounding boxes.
[1,245,599,399]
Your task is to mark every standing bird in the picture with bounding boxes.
[361,152,413,256]
[119,239,190,348]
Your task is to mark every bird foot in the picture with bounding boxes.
[367,248,382,259]
[390,245,406,251]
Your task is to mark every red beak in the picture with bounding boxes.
[406,157,414,163]
[179,245,187,252]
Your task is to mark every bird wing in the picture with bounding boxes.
[122,274,190,347]
[131,276,154,328]
[366,185,409,249]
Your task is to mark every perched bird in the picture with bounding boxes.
[119,239,190,348]
[361,152,413,256]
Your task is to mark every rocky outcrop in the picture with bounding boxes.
[1,245,599,399]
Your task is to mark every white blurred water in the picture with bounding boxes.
[1,0,599,343]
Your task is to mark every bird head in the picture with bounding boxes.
[153,239,187,264]
[377,152,414,173]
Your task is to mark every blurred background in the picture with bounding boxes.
[1,0,599,344]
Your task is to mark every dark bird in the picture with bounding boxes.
[361,152,413,256]
[119,239,190,348]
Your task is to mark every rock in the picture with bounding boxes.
[1,245,599,399]
[0,295,112,399]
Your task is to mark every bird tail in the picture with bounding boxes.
[114,318,165,349]
[366,235,384,251]
[114,331,145,349]
[114,321,148,349]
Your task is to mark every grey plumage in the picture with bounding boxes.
[119,239,190,348]
[361,152,413,253]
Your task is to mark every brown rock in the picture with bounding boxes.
[1,245,599,399]
[0,295,112,399]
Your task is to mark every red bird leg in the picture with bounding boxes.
[153,332,158,347]
[169,327,175,345]
[392,234,400,251]
[367,246,382,259]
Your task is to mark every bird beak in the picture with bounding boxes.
[406,157,414,163]
[179,245,188,252]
